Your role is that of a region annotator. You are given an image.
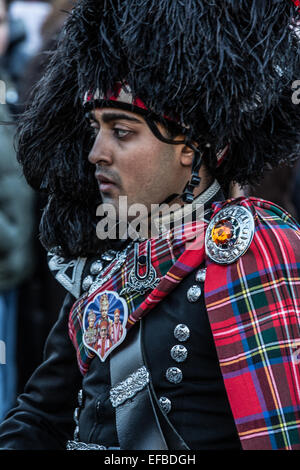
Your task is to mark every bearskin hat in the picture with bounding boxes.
[17,0,300,257]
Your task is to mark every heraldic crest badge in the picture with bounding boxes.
[82,291,128,362]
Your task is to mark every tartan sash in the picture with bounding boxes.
[205,197,300,450]
[68,221,206,375]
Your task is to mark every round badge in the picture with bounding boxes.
[205,205,255,264]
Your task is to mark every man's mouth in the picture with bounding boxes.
[95,173,117,192]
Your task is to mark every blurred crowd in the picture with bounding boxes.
[0,0,71,421]
[0,0,299,422]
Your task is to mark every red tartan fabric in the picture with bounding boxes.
[205,197,300,450]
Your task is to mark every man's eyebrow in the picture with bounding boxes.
[89,111,143,124]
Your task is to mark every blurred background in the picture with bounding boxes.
[0,0,299,422]
[0,0,71,421]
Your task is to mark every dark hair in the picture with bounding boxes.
[16,0,300,258]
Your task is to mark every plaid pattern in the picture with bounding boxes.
[205,197,300,450]
[69,221,206,375]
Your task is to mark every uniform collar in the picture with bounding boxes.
[152,179,223,236]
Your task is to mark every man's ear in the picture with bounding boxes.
[179,142,199,167]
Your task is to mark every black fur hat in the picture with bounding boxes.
[17,0,300,257]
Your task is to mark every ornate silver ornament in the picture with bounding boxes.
[82,275,94,292]
[187,285,202,302]
[174,324,190,342]
[66,441,107,450]
[159,397,172,414]
[47,253,87,298]
[120,241,160,296]
[205,205,255,265]
[110,366,150,408]
[170,345,188,363]
[196,268,206,283]
[90,260,104,275]
[166,367,183,384]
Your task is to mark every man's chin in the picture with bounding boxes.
[100,193,119,207]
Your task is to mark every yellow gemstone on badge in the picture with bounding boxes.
[211,219,233,245]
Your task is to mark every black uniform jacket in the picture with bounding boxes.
[0,182,242,450]
[0,273,241,450]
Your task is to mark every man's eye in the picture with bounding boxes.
[114,128,131,139]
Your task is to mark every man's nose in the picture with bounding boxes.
[88,131,113,165]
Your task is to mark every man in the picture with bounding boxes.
[97,320,112,360]
[0,0,299,450]
[110,309,123,345]
[99,293,112,326]
[83,310,97,348]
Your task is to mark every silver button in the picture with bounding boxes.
[90,260,104,275]
[101,250,116,262]
[170,345,188,363]
[82,275,94,291]
[195,268,206,283]
[78,389,84,407]
[174,324,190,342]
[187,285,202,302]
[159,397,172,414]
[166,367,183,384]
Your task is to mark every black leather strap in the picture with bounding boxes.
[110,323,168,450]
[110,321,190,450]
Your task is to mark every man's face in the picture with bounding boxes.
[88,108,191,215]
[0,0,9,57]
[114,310,120,324]
[100,325,107,339]
[88,313,95,328]
[101,305,108,318]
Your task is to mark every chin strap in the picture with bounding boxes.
[144,116,211,205]
[181,143,211,203]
